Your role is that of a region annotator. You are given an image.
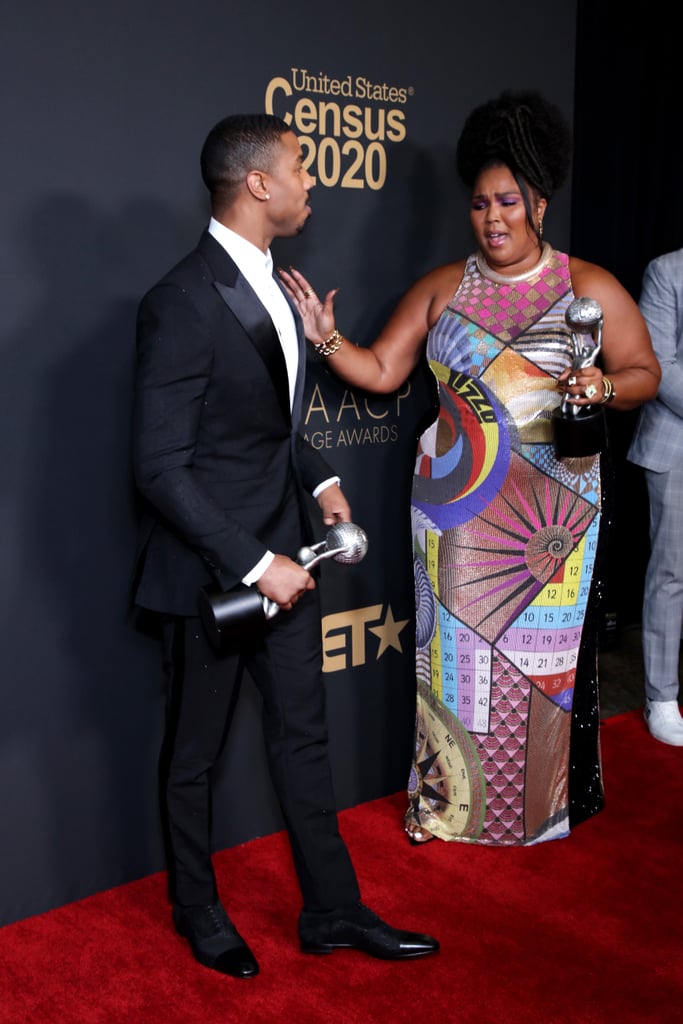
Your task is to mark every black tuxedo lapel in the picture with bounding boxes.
[199,232,291,424]
[213,277,291,425]
[276,276,307,431]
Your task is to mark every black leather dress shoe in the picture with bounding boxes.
[299,902,439,960]
[172,901,259,978]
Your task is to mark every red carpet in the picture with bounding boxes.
[0,709,681,1024]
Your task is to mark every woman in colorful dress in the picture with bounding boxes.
[279,91,660,846]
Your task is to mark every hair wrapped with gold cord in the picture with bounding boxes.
[455,90,572,200]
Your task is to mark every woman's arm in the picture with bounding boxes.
[278,262,466,394]
[558,257,661,411]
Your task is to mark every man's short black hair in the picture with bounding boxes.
[200,113,291,206]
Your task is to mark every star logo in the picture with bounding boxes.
[368,606,410,658]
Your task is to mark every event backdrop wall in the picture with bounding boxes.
[571,0,683,636]
[0,1,576,926]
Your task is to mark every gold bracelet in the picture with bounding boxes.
[599,376,615,404]
[314,329,344,357]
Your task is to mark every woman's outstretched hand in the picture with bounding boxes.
[277,266,338,346]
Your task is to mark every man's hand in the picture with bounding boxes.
[317,482,351,526]
[256,554,315,612]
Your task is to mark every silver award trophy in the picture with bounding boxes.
[552,296,608,458]
[198,521,369,649]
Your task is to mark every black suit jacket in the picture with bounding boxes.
[132,230,335,616]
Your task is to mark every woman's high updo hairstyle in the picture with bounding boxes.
[456,90,572,207]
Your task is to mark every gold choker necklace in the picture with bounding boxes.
[476,242,553,284]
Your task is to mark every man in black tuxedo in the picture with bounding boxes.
[132,113,439,978]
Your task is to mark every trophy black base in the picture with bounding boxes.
[553,406,607,458]
[198,583,267,650]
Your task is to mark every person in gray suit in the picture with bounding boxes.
[628,247,683,746]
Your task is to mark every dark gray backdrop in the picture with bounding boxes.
[1,1,576,925]
[571,2,683,635]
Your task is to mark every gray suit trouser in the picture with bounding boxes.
[642,464,683,701]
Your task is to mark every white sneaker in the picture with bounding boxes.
[644,700,683,747]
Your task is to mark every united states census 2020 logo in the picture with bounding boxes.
[265,68,414,191]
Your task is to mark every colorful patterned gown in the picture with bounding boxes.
[407,245,605,845]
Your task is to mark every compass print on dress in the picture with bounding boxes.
[406,677,486,842]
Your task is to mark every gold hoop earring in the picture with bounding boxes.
[538,218,544,239]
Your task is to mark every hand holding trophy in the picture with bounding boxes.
[553,296,608,458]
[199,522,369,649]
